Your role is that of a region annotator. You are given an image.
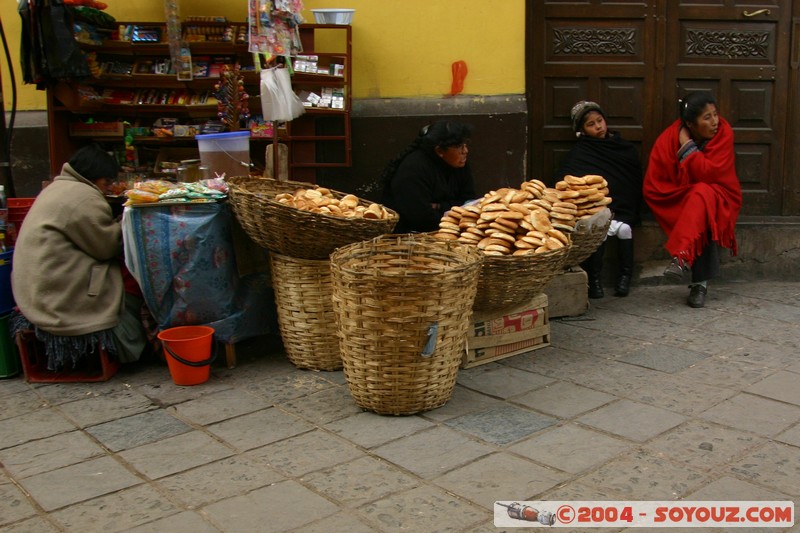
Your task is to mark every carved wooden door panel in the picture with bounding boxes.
[529,1,657,186]
[663,2,789,215]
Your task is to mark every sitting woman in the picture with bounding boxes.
[11,143,148,369]
[643,91,742,308]
[554,100,643,298]
[381,120,477,233]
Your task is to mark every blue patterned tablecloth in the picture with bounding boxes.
[122,202,274,343]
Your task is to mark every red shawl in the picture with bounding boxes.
[643,118,742,264]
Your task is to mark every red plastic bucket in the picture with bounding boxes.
[157,326,216,385]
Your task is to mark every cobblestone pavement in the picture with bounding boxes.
[1,280,799,532]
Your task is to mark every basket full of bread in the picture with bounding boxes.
[228,177,399,259]
[557,175,614,269]
[433,176,610,313]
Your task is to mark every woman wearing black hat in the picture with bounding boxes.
[381,120,477,233]
[554,101,644,298]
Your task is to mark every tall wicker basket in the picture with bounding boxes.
[270,253,341,371]
[330,235,483,415]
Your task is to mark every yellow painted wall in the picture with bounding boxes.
[1,0,525,110]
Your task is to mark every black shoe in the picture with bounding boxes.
[664,257,689,279]
[588,277,604,299]
[687,284,707,308]
[615,274,631,297]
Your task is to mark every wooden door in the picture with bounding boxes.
[528,1,657,186]
[663,1,790,215]
[527,0,797,216]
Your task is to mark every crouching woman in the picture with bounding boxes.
[11,143,148,369]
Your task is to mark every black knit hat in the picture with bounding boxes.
[570,101,605,134]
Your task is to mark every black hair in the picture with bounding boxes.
[68,143,119,183]
[379,120,473,189]
[678,91,717,127]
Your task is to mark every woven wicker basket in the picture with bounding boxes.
[330,235,483,415]
[563,208,613,269]
[270,253,341,371]
[227,176,399,260]
[473,245,570,314]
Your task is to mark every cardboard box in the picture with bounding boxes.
[463,293,550,368]
[543,269,589,318]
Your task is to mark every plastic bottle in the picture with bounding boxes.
[0,186,6,209]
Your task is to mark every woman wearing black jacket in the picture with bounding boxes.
[554,101,643,298]
[381,121,476,233]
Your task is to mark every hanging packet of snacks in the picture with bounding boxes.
[248,0,304,56]
[163,0,193,80]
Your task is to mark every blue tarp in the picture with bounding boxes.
[122,202,274,343]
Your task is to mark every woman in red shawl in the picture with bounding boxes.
[644,91,742,308]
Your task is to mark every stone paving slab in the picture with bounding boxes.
[55,389,158,428]
[156,455,284,508]
[576,399,686,442]
[206,407,314,451]
[747,370,800,406]
[85,409,191,452]
[117,430,233,480]
[301,455,420,508]
[358,483,489,532]
[203,480,339,532]
[510,380,616,418]
[0,408,76,450]
[0,479,38,526]
[698,393,800,437]
[1,281,800,532]
[17,456,142,511]
[507,423,631,474]
[372,425,494,479]
[47,484,178,532]
[444,403,558,445]
[245,428,366,478]
[0,430,105,479]
[433,453,568,508]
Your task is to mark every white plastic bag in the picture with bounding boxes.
[260,67,305,121]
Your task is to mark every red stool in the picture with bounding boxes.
[15,329,120,383]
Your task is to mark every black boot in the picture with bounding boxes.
[615,238,634,297]
[581,242,605,299]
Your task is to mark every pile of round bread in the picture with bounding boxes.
[433,175,612,256]
[274,187,392,220]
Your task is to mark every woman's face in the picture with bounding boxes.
[688,103,719,142]
[581,111,607,139]
[94,177,113,195]
[437,142,469,168]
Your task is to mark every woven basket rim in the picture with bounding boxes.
[228,176,400,224]
[330,234,484,278]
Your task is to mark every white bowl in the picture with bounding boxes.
[312,8,355,25]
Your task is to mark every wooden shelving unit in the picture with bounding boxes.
[47,22,352,183]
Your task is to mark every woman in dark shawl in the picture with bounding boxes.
[554,101,643,298]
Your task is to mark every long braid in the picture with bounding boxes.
[379,134,425,191]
